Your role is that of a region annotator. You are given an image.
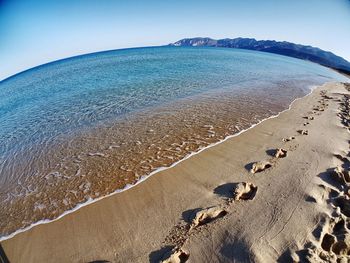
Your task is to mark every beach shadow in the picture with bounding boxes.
[277,248,294,263]
[0,244,10,263]
[305,195,317,203]
[312,220,326,240]
[317,168,343,191]
[318,168,344,195]
[266,149,276,157]
[292,249,310,262]
[88,261,110,263]
[148,245,175,263]
[334,154,350,169]
[181,208,202,224]
[292,242,315,263]
[220,239,251,262]
[333,153,347,162]
[213,183,236,198]
[244,162,255,172]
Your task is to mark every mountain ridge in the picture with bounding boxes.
[169,37,350,75]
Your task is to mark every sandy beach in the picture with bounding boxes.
[2,81,350,263]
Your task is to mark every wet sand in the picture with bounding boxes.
[2,82,350,262]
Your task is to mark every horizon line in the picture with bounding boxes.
[2,37,350,82]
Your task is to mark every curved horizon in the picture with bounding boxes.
[0,45,162,82]
[2,39,349,83]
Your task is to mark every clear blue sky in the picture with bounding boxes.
[1,0,350,80]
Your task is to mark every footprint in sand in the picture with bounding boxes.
[317,216,350,260]
[232,182,257,201]
[292,213,350,262]
[297,129,308,135]
[334,196,350,217]
[250,160,273,173]
[275,148,287,158]
[303,116,314,120]
[313,106,325,112]
[291,136,350,262]
[320,90,334,100]
[159,179,260,259]
[157,179,260,262]
[337,95,350,129]
[321,233,336,252]
[282,136,295,142]
[191,206,228,228]
[249,148,287,174]
[160,248,189,263]
[323,95,334,100]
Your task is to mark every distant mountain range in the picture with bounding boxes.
[170,37,350,75]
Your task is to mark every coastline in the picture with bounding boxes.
[0,84,316,242]
[2,81,350,262]
[3,46,330,237]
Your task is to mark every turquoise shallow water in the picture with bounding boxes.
[0,46,348,238]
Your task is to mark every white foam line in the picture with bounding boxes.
[0,83,323,242]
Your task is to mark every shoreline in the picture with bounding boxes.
[2,81,350,262]
[0,84,318,243]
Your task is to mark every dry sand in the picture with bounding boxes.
[2,82,350,263]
